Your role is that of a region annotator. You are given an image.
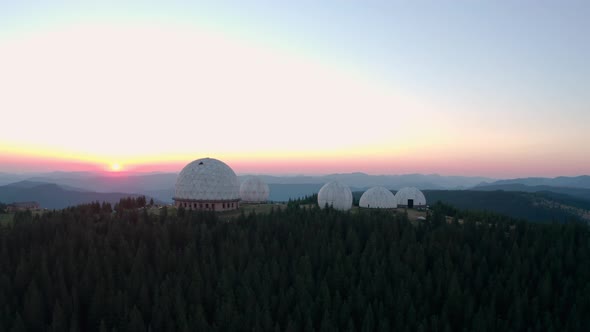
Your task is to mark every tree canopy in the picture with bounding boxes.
[0,199,589,331]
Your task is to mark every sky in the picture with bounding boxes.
[0,0,589,177]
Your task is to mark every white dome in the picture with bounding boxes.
[240,176,270,202]
[394,187,426,207]
[317,181,352,211]
[359,186,396,209]
[174,158,240,201]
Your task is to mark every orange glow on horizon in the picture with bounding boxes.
[110,163,122,172]
[1,147,589,178]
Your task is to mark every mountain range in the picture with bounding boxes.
[476,175,590,189]
[0,171,495,201]
[0,181,151,209]
[1,172,589,221]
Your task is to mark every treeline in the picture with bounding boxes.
[114,196,148,212]
[287,194,318,207]
[0,201,589,331]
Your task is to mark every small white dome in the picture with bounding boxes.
[174,158,240,201]
[394,187,426,208]
[359,186,396,209]
[240,176,270,202]
[317,181,352,211]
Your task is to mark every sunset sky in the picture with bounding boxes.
[1,1,589,177]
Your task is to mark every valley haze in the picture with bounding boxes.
[1,171,588,207]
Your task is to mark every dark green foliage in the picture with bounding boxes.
[0,200,590,331]
[10,313,26,332]
[114,196,146,212]
[287,194,317,208]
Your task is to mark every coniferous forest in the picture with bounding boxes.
[1,200,590,331]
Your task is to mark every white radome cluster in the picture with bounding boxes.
[359,186,397,209]
[174,158,241,211]
[240,176,270,203]
[317,181,353,211]
[394,187,427,208]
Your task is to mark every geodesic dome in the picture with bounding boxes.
[394,187,426,208]
[359,186,396,209]
[317,181,353,211]
[240,176,270,203]
[174,158,240,201]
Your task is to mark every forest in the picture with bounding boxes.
[0,198,589,331]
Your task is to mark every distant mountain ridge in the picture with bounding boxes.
[245,173,494,190]
[0,181,155,209]
[476,175,590,189]
[472,184,590,202]
[0,171,498,204]
[2,172,589,208]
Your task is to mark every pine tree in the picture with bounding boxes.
[99,320,108,332]
[24,280,45,332]
[127,306,145,332]
[361,305,374,332]
[51,301,67,332]
[10,313,26,332]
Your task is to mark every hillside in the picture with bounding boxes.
[423,190,590,223]
[0,171,495,195]
[472,183,590,201]
[252,173,494,189]
[0,181,152,209]
[350,189,590,223]
[476,175,590,189]
[1,201,589,331]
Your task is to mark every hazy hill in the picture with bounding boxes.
[0,171,494,190]
[0,171,496,204]
[28,173,178,193]
[267,184,324,202]
[4,172,590,209]
[472,183,590,201]
[476,175,590,189]
[0,181,153,209]
[6,180,90,192]
[251,173,494,189]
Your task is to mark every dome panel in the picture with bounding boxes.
[359,186,396,209]
[240,176,270,202]
[394,187,426,208]
[174,158,240,201]
[317,181,352,211]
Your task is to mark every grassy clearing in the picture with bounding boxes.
[0,213,14,226]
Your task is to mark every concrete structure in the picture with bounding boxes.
[394,187,427,209]
[359,186,396,209]
[240,176,270,203]
[173,158,240,211]
[6,201,40,212]
[317,181,353,211]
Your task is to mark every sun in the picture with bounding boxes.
[110,163,122,172]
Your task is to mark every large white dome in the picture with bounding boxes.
[394,187,426,208]
[240,176,270,203]
[359,186,396,209]
[317,181,353,211]
[174,158,240,201]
